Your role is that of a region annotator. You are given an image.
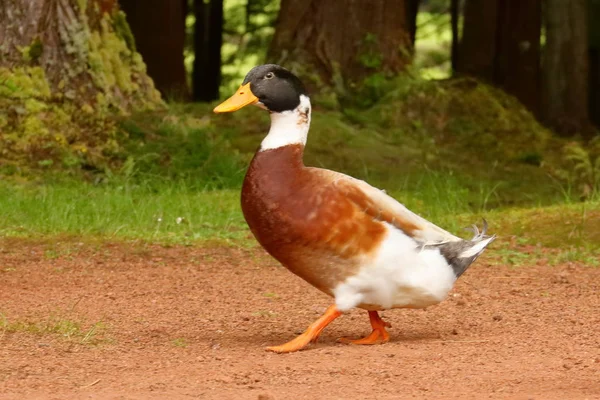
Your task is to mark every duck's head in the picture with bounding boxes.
[214,64,307,114]
[214,64,311,151]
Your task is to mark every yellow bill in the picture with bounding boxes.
[213,83,258,113]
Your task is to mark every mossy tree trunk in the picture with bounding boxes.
[0,0,162,172]
[0,0,161,111]
[120,0,189,100]
[542,0,590,136]
[268,0,412,93]
[456,0,541,116]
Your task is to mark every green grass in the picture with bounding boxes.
[0,312,107,344]
[0,182,246,244]
[1,179,598,260]
[0,168,505,245]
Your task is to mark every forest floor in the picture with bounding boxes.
[1,240,599,400]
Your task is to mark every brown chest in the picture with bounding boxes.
[240,145,388,292]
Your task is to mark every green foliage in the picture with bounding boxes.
[357,33,384,69]
[341,75,558,207]
[118,105,247,189]
[342,9,453,108]
[221,0,279,94]
[414,12,452,79]
[546,137,600,201]
[184,0,279,96]
[340,33,398,109]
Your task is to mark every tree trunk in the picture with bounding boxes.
[407,0,421,49]
[456,0,499,81]
[450,0,460,72]
[120,0,189,100]
[0,0,162,170]
[456,0,541,116]
[588,0,600,128]
[542,0,590,135]
[193,0,223,102]
[268,0,412,91]
[494,0,541,115]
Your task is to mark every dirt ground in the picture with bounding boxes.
[0,240,599,400]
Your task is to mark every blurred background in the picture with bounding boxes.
[0,0,598,255]
[119,0,598,136]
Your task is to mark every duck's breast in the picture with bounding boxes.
[240,148,388,293]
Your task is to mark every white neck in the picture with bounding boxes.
[260,95,311,151]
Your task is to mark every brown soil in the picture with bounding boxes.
[1,240,599,400]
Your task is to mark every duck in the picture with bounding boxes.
[213,64,495,353]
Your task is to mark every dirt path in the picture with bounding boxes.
[0,240,599,400]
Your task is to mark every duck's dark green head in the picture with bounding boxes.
[214,64,306,113]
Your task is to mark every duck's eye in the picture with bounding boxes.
[265,72,275,80]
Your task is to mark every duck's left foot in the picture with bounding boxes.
[266,305,342,353]
[339,311,391,345]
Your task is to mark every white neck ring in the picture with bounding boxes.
[260,95,311,151]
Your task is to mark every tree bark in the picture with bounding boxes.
[456,0,499,81]
[268,0,412,90]
[0,0,161,111]
[493,0,541,115]
[542,0,590,135]
[120,0,189,100]
[193,0,223,102]
[407,0,421,49]
[456,0,541,116]
[450,0,460,72]
[588,0,600,128]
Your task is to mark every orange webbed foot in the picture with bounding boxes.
[339,311,391,345]
[266,305,342,353]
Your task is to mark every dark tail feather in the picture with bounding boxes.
[427,219,496,278]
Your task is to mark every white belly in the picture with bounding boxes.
[332,224,457,312]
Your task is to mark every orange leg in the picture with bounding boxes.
[266,305,342,353]
[339,311,391,345]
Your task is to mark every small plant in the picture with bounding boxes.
[550,247,600,267]
[81,321,106,344]
[0,312,107,344]
[553,137,600,200]
[171,338,188,347]
[252,310,276,317]
[357,33,383,70]
[492,247,538,267]
[44,249,59,260]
